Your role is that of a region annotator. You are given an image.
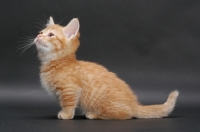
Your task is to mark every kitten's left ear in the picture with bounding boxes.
[63,18,79,39]
[46,16,54,27]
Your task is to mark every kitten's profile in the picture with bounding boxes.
[33,16,179,120]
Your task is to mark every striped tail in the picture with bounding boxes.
[134,91,179,118]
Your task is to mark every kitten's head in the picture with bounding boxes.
[34,17,80,61]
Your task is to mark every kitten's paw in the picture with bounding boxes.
[86,112,98,119]
[57,111,74,120]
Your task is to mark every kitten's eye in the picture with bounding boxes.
[48,33,54,37]
[39,31,43,34]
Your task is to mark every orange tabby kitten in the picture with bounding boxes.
[34,17,179,120]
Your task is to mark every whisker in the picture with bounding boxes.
[35,18,45,25]
[19,34,35,39]
[17,34,36,55]
[32,25,43,30]
[19,36,33,40]
[43,14,48,21]
[17,43,33,50]
[35,18,46,29]
[18,16,46,56]
[17,37,34,44]
[19,42,35,55]
[18,37,34,41]
[22,31,36,38]
[34,22,45,29]
[58,16,68,25]
[32,47,38,54]
[17,42,33,51]
[17,40,32,44]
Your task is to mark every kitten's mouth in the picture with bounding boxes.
[34,39,48,48]
[38,43,48,48]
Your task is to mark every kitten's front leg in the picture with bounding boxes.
[58,107,75,119]
[56,86,81,119]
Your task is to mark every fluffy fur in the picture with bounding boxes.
[34,17,179,120]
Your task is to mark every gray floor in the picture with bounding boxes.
[0,79,200,132]
[0,106,199,132]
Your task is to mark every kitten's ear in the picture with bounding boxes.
[63,18,79,39]
[46,16,54,27]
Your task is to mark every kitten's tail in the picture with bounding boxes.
[134,91,179,118]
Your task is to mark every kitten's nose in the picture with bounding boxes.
[36,35,42,42]
[38,35,42,38]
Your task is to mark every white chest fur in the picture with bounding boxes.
[40,71,56,96]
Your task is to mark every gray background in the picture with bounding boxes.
[0,0,200,132]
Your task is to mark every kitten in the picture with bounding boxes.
[34,16,179,120]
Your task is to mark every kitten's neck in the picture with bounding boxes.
[39,52,76,65]
[38,48,76,63]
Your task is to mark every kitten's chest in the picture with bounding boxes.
[40,70,56,95]
[39,62,78,95]
[40,63,62,95]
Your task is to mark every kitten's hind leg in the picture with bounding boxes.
[85,112,131,120]
[86,109,133,120]
[85,112,103,120]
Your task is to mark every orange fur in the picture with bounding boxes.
[34,17,179,120]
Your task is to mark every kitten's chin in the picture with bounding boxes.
[34,38,49,49]
[35,42,48,48]
[35,43,51,54]
[39,45,49,50]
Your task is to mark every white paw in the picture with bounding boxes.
[86,113,96,119]
[57,111,74,120]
